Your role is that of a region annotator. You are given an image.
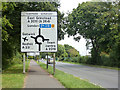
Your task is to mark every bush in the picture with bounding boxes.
[78,56,91,64]
[28,56,34,59]
[64,57,79,62]
[61,50,119,68]
[80,56,86,63]
[64,57,69,62]
[59,56,65,61]
[2,51,23,70]
[109,43,120,67]
[100,52,119,67]
[101,53,110,66]
[11,52,22,64]
[71,57,79,62]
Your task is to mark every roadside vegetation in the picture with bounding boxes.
[41,1,120,69]
[63,1,120,68]
[38,62,104,89]
[2,60,30,88]
[2,1,119,88]
[2,1,119,72]
[61,60,119,70]
[41,44,119,69]
[2,2,64,69]
[40,43,119,69]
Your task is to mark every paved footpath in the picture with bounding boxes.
[24,60,64,88]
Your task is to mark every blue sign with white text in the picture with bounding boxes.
[40,24,51,28]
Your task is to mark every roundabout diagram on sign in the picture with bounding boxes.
[31,28,49,51]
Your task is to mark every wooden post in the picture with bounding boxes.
[53,53,55,75]
[23,53,25,74]
[47,53,48,69]
[38,52,40,63]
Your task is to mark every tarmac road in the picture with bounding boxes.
[41,60,119,89]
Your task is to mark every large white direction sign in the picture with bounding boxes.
[21,12,57,52]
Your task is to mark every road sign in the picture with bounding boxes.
[27,52,40,56]
[21,11,57,52]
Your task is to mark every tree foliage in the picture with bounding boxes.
[64,44,80,57]
[65,1,120,65]
[56,44,68,58]
[2,2,65,67]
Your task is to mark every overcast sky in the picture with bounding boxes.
[58,0,91,56]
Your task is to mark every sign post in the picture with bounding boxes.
[53,53,55,75]
[23,53,25,74]
[21,11,57,74]
[47,53,48,69]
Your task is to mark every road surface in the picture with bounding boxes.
[40,60,119,89]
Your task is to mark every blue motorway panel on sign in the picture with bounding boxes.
[40,24,51,28]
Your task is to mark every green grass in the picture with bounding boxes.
[61,61,120,70]
[38,62,105,89]
[2,60,30,88]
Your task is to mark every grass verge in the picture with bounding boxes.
[2,60,30,88]
[61,61,119,70]
[37,62,105,89]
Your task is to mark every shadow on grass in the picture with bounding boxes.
[2,61,30,74]
[2,69,24,74]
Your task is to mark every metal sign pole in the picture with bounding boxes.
[23,53,25,74]
[47,53,48,69]
[53,53,55,75]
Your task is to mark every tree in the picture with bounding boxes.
[94,1,120,66]
[56,44,68,59]
[64,44,80,57]
[2,2,17,66]
[2,2,65,67]
[65,1,119,65]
